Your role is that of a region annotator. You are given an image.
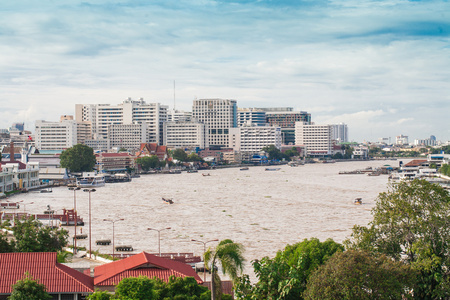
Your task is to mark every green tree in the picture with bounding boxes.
[262,145,286,161]
[346,179,450,299]
[60,144,96,172]
[172,149,188,162]
[204,239,245,300]
[8,272,51,300]
[0,230,13,252]
[188,153,203,162]
[114,276,158,299]
[154,276,210,299]
[136,156,161,171]
[439,164,450,176]
[11,217,68,253]
[303,250,416,300]
[236,238,343,299]
[86,290,112,300]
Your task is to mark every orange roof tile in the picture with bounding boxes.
[94,252,202,286]
[0,252,94,294]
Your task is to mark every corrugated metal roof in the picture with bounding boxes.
[0,252,94,294]
[94,252,202,286]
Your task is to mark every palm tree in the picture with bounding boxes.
[204,239,245,300]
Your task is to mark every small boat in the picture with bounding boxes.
[265,168,281,171]
[187,169,198,173]
[115,245,133,252]
[202,173,211,176]
[354,198,362,205]
[240,167,249,171]
[96,239,111,245]
[40,188,53,193]
[162,197,174,204]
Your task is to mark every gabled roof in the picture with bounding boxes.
[0,252,94,294]
[94,252,202,286]
[404,159,428,167]
[137,143,168,160]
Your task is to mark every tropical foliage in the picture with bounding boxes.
[8,272,51,300]
[204,239,245,300]
[136,156,164,171]
[439,164,450,176]
[303,250,416,300]
[346,179,450,299]
[234,238,343,299]
[60,144,97,172]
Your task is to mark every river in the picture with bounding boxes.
[10,159,401,277]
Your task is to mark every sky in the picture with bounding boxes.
[1,0,449,143]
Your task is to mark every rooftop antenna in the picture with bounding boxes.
[173,80,176,110]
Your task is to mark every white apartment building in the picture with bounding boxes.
[35,119,77,151]
[192,99,237,147]
[229,125,282,154]
[0,162,40,190]
[163,121,209,149]
[396,135,409,145]
[108,122,148,150]
[75,98,168,145]
[0,165,14,195]
[330,123,348,143]
[295,122,333,157]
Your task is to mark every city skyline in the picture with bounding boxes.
[1,0,449,142]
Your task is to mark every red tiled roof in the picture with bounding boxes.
[404,159,427,167]
[94,252,202,286]
[137,143,168,160]
[0,252,94,294]
[96,153,132,157]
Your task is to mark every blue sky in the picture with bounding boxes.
[1,0,449,142]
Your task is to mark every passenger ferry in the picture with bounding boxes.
[76,172,106,188]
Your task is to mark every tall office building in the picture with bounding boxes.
[256,107,311,145]
[192,99,237,147]
[75,98,168,145]
[163,121,209,149]
[237,108,266,127]
[330,123,348,143]
[295,122,333,157]
[35,119,77,151]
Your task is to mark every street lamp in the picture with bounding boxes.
[20,200,34,214]
[83,188,96,259]
[191,238,219,282]
[68,186,81,254]
[103,218,124,260]
[147,227,171,256]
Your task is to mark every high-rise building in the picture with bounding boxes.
[75,98,168,145]
[330,123,348,143]
[108,122,148,150]
[295,122,333,157]
[256,107,311,145]
[229,125,282,154]
[237,108,266,127]
[163,121,209,149]
[192,99,237,147]
[35,119,77,151]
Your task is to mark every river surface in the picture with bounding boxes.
[12,160,401,278]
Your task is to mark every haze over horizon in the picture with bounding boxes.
[1,0,449,143]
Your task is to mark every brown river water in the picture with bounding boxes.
[10,159,402,278]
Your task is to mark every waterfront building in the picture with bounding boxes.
[295,122,333,157]
[76,98,168,145]
[330,123,348,143]
[192,98,237,147]
[0,164,14,195]
[163,121,209,149]
[137,143,169,161]
[229,125,282,155]
[198,147,234,163]
[35,119,77,151]
[237,108,266,127]
[95,152,136,173]
[256,107,311,145]
[107,122,148,151]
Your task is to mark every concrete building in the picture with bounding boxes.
[396,135,409,145]
[192,99,237,147]
[414,135,439,147]
[330,123,348,143]
[229,125,282,154]
[295,122,333,157]
[257,108,311,145]
[35,119,77,151]
[163,121,209,149]
[107,123,148,151]
[75,98,168,145]
[167,109,192,122]
[237,108,266,127]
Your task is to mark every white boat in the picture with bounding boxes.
[265,167,281,171]
[77,173,105,188]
